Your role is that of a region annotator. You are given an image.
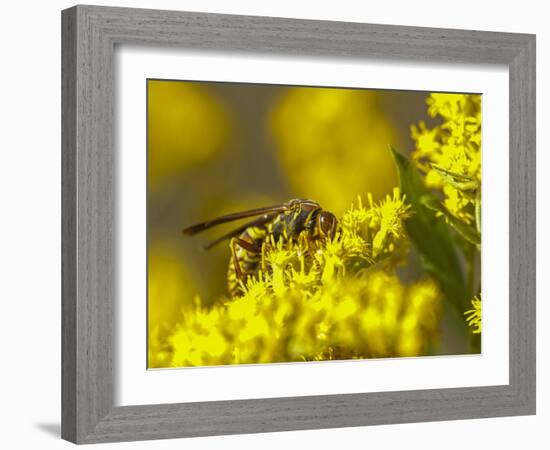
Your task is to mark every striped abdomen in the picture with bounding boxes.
[227,225,267,297]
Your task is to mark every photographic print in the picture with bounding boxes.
[147,80,482,369]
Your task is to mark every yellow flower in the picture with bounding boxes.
[367,188,412,258]
[427,93,468,119]
[411,93,481,227]
[464,296,482,334]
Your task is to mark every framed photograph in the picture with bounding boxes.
[61,4,536,444]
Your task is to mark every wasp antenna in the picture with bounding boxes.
[182,224,205,235]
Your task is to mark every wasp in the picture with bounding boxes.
[182,199,338,296]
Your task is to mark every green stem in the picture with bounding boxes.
[467,245,476,299]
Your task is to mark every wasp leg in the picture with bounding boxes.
[298,233,317,261]
[305,236,317,260]
[230,237,261,281]
[261,240,267,272]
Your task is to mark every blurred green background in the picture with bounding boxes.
[147,79,441,364]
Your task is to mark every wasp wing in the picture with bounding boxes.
[202,213,279,250]
[182,204,288,236]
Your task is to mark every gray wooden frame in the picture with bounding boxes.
[61,4,536,444]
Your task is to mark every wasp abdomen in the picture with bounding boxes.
[227,226,266,296]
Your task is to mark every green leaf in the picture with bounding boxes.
[390,146,469,314]
[421,196,481,247]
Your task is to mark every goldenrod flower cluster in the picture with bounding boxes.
[411,94,481,230]
[165,190,441,367]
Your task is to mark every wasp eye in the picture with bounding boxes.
[318,212,337,239]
